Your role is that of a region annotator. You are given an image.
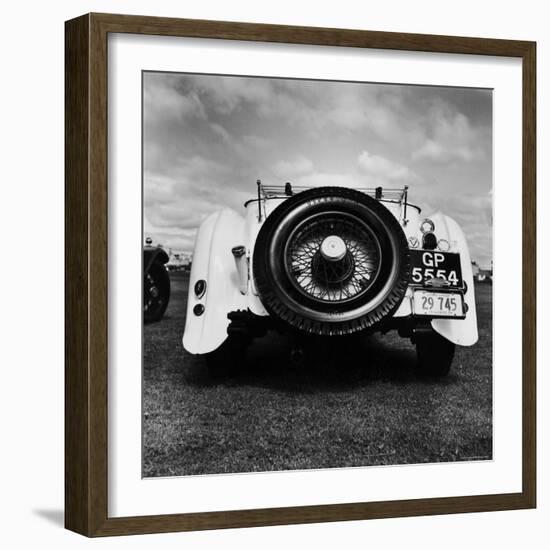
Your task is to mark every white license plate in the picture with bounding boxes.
[413,290,464,317]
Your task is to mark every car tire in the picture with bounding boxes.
[253,187,410,336]
[143,261,170,323]
[415,330,455,377]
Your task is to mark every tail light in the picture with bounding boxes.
[420,219,435,234]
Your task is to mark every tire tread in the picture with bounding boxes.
[253,187,410,336]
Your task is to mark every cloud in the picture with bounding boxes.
[357,150,418,185]
[209,122,231,142]
[425,191,493,267]
[143,152,251,247]
[273,156,314,177]
[241,134,271,150]
[190,76,277,115]
[294,172,362,189]
[413,138,479,164]
[412,102,487,164]
[179,75,410,141]
[143,74,206,124]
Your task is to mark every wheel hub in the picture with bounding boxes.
[320,235,347,261]
[311,251,355,286]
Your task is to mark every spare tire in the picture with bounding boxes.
[253,187,410,336]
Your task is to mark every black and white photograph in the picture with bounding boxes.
[142,71,493,478]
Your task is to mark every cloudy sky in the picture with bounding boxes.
[143,72,493,268]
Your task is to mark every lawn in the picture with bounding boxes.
[143,271,492,477]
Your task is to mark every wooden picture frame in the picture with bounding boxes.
[65,12,536,537]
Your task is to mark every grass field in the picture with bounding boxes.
[143,271,492,477]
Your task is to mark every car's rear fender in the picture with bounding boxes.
[182,208,248,354]
[391,213,478,346]
[429,213,478,346]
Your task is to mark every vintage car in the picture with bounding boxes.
[143,238,171,323]
[183,182,478,376]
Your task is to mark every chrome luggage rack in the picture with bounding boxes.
[253,180,415,224]
[258,180,408,203]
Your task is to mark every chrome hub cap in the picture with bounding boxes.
[320,235,347,261]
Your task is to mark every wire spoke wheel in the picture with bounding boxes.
[285,214,382,303]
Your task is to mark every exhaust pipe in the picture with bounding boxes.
[232,245,248,295]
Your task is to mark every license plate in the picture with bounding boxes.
[412,290,464,317]
[410,250,463,287]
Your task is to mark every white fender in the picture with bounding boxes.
[429,213,479,346]
[182,208,247,354]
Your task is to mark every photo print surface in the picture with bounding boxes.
[142,71,493,478]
